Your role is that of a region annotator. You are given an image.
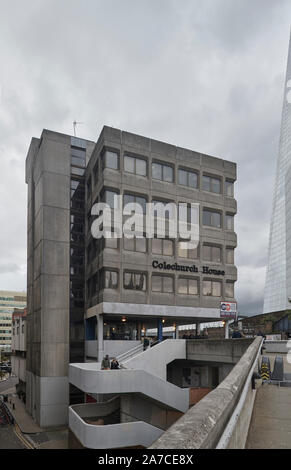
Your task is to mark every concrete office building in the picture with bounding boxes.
[0,290,27,351]
[11,308,27,397]
[264,34,291,314]
[26,126,237,427]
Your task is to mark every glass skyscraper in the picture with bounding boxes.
[264,34,291,314]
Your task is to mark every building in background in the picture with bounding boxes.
[264,34,291,314]
[25,126,237,427]
[11,308,27,399]
[0,290,27,352]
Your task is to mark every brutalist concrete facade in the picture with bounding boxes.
[25,126,237,427]
[85,127,237,323]
[25,130,95,426]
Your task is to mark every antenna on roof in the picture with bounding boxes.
[73,120,84,137]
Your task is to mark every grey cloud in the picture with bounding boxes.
[0,263,20,274]
[0,0,291,314]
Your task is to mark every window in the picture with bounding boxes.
[102,270,118,289]
[152,162,174,182]
[71,179,84,199]
[152,238,174,256]
[124,155,147,176]
[102,189,119,209]
[124,272,147,291]
[71,166,85,176]
[203,244,221,263]
[203,209,221,228]
[178,241,198,259]
[71,147,86,168]
[152,275,174,293]
[226,247,234,264]
[226,214,234,230]
[225,281,234,298]
[178,169,198,188]
[124,236,146,253]
[124,193,147,214]
[151,199,173,222]
[102,150,119,170]
[178,278,198,295]
[202,175,221,194]
[202,280,222,297]
[225,180,234,197]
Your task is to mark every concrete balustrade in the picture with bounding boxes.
[150,337,263,449]
[69,406,163,449]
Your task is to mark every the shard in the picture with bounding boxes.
[264,34,291,314]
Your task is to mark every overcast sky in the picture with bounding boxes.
[0,0,291,314]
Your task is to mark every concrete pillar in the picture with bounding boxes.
[97,314,104,362]
[157,318,163,342]
[196,323,201,335]
[175,325,179,339]
[224,320,230,339]
[137,321,141,341]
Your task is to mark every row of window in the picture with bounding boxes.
[88,149,235,197]
[12,325,24,335]
[87,269,235,298]
[70,148,86,314]
[94,189,235,230]
[87,237,235,264]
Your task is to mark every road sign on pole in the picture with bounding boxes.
[220,301,237,319]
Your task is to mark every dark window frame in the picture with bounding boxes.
[178,277,199,295]
[123,271,147,291]
[124,153,148,177]
[152,161,174,183]
[178,167,198,189]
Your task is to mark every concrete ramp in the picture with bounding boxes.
[246,384,291,449]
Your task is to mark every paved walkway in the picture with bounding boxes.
[0,383,68,449]
[6,395,42,433]
[246,353,291,449]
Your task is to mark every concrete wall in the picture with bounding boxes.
[11,317,26,352]
[69,406,163,449]
[71,396,120,419]
[25,130,71,427]
[150,337,262,449]
[69,365,189,412]
[186,338,253,364]
[11,356,26,382]
[264,340,289,354]
[122,339,186,380]
[120,394,182,431]
[85,340,141,359]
